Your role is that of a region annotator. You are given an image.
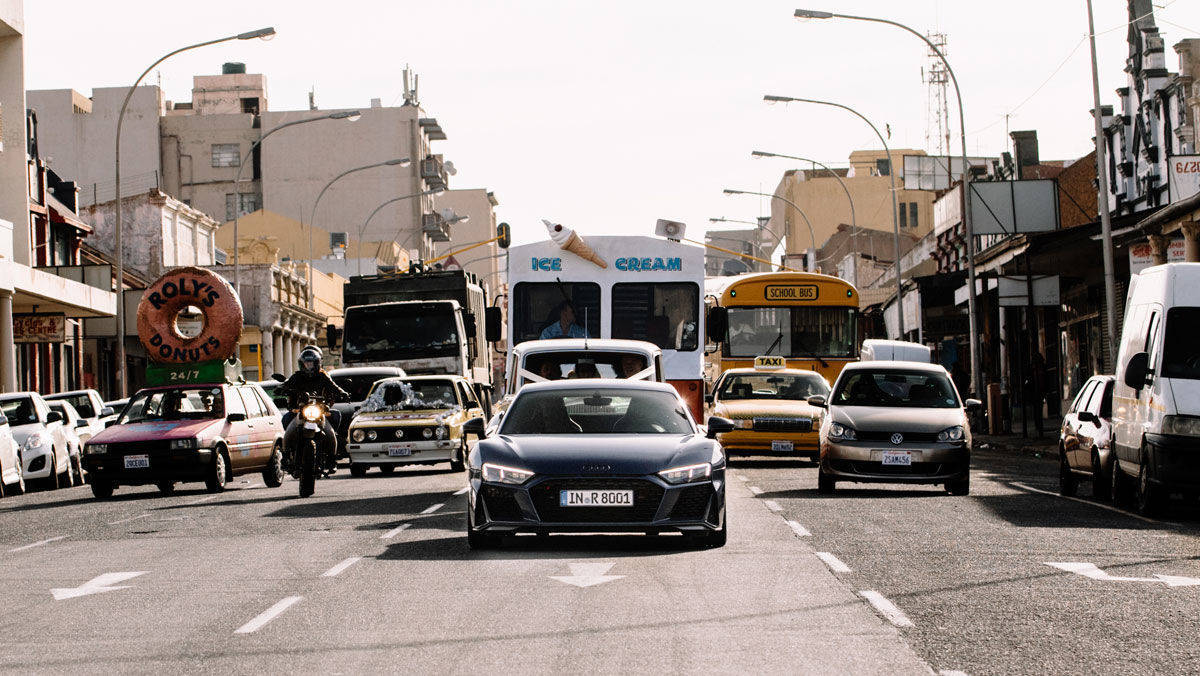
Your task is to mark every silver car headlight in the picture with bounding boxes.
[1162,415,1200,437]
[482,462,534,485]
[658,462,712,485]
[937,426,966,442]
[828,423,856,441]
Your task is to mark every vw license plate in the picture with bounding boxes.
[386,444,413,457]
[881,451,912,466]
[771,440,794,452]
[124,454,149,469]
[559,490,633,507]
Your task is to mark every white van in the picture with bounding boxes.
[860,339,931,363]
[1112,263,1200,515]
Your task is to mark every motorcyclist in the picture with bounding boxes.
[278,346,350,472]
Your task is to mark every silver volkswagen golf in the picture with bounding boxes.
[807,361,980,495]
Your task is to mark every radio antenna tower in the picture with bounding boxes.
[922,32,950,158]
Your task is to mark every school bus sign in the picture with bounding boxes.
[764,285,819,301]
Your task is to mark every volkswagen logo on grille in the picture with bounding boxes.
[890,433,904,445]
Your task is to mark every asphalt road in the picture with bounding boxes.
[1,447,1196,674]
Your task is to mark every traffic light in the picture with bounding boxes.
[497,222,511,249]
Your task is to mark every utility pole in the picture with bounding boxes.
[1086,0,1119,369]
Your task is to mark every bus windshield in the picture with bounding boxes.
[344,305,459,362]
[725,307,856,358]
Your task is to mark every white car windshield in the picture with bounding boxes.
[500,388,694,435]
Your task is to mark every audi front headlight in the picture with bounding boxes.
[350,429,366,443]
[937,426,966,442]
[482,463,534,485]
[828,423,856,441]
[658,462,712,485]
[169,438,198,450]
[1162,415,1200,437]
[302,404,323,422]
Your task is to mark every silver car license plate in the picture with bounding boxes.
[559,490,633,507]
[881,451,912,466]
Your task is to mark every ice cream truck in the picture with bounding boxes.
[506,223,707,419]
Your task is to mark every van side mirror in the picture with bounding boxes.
[807,395,827,408]
[463,312,478,339]
[463,416,487,437]
[1123,351,1150,390]
[964,398,983,411]
[485,306,503,343]
[706,307,728,342]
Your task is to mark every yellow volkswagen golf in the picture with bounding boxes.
[346,375,484,476]
[706,362,830,458]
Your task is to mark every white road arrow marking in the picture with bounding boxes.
[51,571,147,600]
[550,562,624,588]
[1045,562,1200,587]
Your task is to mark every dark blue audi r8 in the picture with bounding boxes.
[463,380,734,548]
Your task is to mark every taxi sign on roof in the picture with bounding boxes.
[754,355,786,370]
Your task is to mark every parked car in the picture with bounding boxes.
[102,398,129,424]
[83,382,285,499]
[45,389,113,443]
[705,363,829,458]
[1058,375,1115,499]
[0,392,74,490]
[346,375,486,476]
[465,380,732,549]
[0,416,24,497]
[1113,263,1200,515]
[45,400,86,480]
[809,361,980,495]
[323,366,407,456]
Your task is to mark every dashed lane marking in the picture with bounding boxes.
[380,523,411,540]
[453,487,469,496]
[8,535,67,553]
[1010,481,1167,525]
[234,596,302,634]
[786,520,812,537]
[816,551,851,573]
[939,671,970,676]
[748,486,764,495]
[107,513,149,525]
[860,590,914,628]
[183,495,221,506]
[321,557,362,578]
[763,500,783,512]
[421,503,446,515]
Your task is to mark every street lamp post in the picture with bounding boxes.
[231,110,362,294]
[752,150,859,286]
[723,188,815,271]
[794,7,981,396]
[356,188,444,277]
[762,94,904,336]
[307,158,411,298]
[112,26,275,397]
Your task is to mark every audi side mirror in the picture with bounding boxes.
[706,416,735,438]
[463,417,487,437]
[807,395,827,408]
[1123,352,1150,390]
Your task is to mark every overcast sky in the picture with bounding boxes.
[23,1,1200,246]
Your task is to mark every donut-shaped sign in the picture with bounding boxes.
[137,266,243,364]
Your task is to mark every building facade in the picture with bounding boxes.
[432,188,501,294]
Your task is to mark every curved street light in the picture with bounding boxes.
[794,7,983,394]
[708,216,783,266]
[356,188,445,276]
[231,109,362,293]
[723,188,814,270]
[112,26,275,396]
[763,94,904,335]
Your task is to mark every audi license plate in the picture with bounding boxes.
[386,444,413,457]
[124,454,149,469]
[771,440,794,452]
[881,450,912,466]
[559,490,633,507]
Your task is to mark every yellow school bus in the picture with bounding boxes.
[706,271,860,385]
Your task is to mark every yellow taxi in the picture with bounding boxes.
[346,375,485,476]
[705,356,830,458]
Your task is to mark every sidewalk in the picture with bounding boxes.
[973,431,1057,457]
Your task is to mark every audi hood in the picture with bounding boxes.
[476,434,720,476]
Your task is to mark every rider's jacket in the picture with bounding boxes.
[278,370,351,410]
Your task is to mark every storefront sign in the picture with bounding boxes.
[1129,238,1185,274]
[1168,154,1200,203]
[14,313,65,343]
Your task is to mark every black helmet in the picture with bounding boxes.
[298,346,322,374]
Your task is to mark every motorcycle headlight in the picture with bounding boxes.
[658,462,712,485]
[1162,415,1200,437]
[828,423,856,441]
[302,404,323,422]
[733,419,753,429]
[169,438,198,450]
[422,427,434,439]
[366,430,378,441]
[350,429,366,443]
[86,443,107,455]
[23,433,47,449]
[482,462,534,485]
[937,426,966,442]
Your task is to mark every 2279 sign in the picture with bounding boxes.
[764,285,819,301]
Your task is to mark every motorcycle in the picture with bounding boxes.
[290,397,330,498]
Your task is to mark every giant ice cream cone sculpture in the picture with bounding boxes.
[543,219,608,269]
